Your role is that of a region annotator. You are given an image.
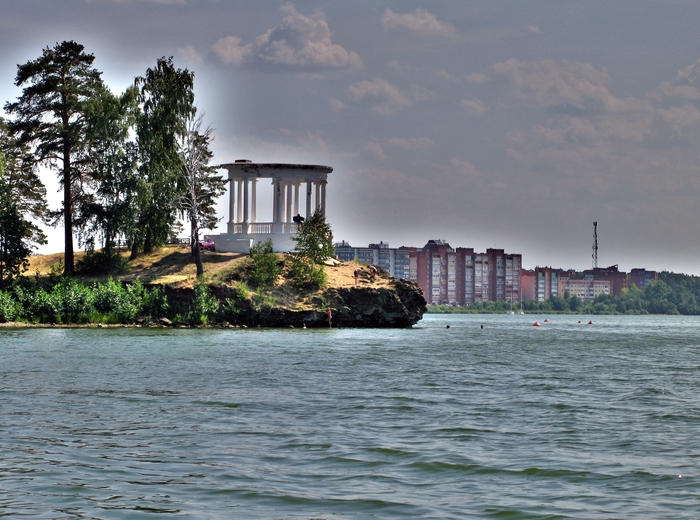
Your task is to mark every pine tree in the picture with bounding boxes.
[290,209,334,287]
[4,41,104,274]
[0,154,33,287]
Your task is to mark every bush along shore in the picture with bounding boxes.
[0,261,427,328]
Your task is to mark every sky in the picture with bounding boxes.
[2,1,700,274]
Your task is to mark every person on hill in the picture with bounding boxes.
[368,265,377,283]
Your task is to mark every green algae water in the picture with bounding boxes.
[2,314,700,518]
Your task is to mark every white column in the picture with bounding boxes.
[285,182,293,225]
[275,179,283,233]
[306,181,312,219]
[251,179,257,223]
[236,179,243,223]
[294,183,300,216]
[243,179,249,229]
[227,178,235,234]
[320,180,327,215]
[315,181,320,211]
[272,179,278,225]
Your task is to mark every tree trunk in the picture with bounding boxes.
[63,144,74,275]
[193,242,203,277]
[192,220,203,277]
[104,229,112,258]
[144,227,153,254]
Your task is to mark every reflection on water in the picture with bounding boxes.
[2,315,700,518]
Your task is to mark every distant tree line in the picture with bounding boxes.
[0,40,226,286]
[428,273,700,315]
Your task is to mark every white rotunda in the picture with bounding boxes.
[213,160,333,253]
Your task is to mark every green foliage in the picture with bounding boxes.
[236,281,251,299]
[76,251,129,275]
[22,286,63,323]
[221,298,242,321]
[428,275,700,316]
[288,254,327,289]
[77,85,139,256]
[188,282,218,325]
[4,40,105,274]
[251,287,277,310]
[59,279,96,323]
[93,279,138,323]
[7,277,171,324]
[178,114,225,277]
[0,290,21,322]
[248,238,282,288]
[138,282,169,320]
[0,118,48,250]
[290,209,334,288]
[0,179,32,287]
[132,57,195,256]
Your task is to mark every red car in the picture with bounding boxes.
[199,241,216,251]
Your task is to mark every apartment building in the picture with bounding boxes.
[582,265,628,296]
[629,268,658,290]
[334,241,411,279]
[409,240,521,305]
[559,277,611,302]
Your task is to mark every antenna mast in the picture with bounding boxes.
[592,221,598,269]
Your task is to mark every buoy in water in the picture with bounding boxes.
[543,318,550,323]
[533,321,541,326]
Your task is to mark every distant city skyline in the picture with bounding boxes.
[2,1,700,274]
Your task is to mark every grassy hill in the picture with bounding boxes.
[28,246,247,287]
[27,246,393,305]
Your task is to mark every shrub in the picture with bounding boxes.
[93,279,140,323]
[236,281,251,299]
[220,298,242,323]
[76,251,129,275]
[248,238,282,288]
[188,282,218,325]
[0,290,21,322]
[57,279,95,323]
[132,280,168,320]
[288,254,327,290]
[26,287,62,323]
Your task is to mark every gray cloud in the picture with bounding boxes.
[460,98,487,116]
[212,4,362,70]
[381,8,456,36]
[345,78,435,114]
[85,0,185,3]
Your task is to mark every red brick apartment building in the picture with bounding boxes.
[629,268,658,290]
[408,240,522,305]
[521,265,653,303]
[582,265,628,296]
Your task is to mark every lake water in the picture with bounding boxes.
[2,314,700,518]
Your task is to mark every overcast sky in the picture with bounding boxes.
[2,1,700,274]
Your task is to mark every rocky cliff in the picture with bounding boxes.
[211,277,426,328]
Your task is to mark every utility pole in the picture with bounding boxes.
[592,221,598,269]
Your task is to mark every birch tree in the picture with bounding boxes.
[178,113,225,277]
